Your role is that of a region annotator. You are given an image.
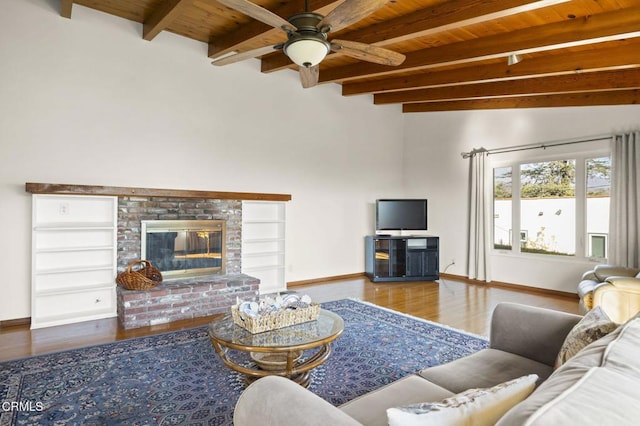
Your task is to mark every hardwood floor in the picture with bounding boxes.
[0,275,579,363]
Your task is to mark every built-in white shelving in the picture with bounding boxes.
[31,194,118,329]
[241,201,286,294]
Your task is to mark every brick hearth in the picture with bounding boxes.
[117,274,259,329]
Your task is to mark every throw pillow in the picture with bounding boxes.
[386,374,538,426]
[554,306,617,368]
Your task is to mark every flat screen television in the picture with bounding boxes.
[376,199,428,231]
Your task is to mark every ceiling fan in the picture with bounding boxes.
[211,0,406,88]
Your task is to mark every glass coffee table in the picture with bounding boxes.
[208,309,343,387]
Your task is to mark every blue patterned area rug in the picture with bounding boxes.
[0,299,487,425]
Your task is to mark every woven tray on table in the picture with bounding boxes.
[231,303,320,334]
[116,260,163,290]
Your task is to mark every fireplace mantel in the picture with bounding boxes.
[25,182,292,202]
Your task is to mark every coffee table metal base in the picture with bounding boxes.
[208,309,343,388]
[209,340,332,388]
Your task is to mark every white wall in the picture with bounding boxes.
[0,0,404,320]
[403,106,640,293]
[3,1,639,322]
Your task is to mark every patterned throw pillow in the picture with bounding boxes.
[555,306,617,368]
[386,374,538,426]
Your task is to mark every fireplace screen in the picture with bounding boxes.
[141,220,226,279]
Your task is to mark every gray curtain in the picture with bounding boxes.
[467,150,492,281]
[609,131,640,268]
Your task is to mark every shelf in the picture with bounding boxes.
[242,250,284,257]
[242,200,286,294]
[26,182,292,202]
[242,265,285,272]
[34,223,115,231]
[242,220,286,224]
[31,194,118,330]
[34,264,114,275]
[242,237,285,244]
[35,245,114,254]
[35,282,115,296]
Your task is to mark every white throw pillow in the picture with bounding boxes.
[386,374,538,426]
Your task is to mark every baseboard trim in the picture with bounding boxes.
[288,272,366,287]
[0,317,31,328]
[439,273,579,300]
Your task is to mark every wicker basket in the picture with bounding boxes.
[116,260,163,290]
[231,303,320,334]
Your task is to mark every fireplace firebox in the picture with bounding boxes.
[141,220,226,280]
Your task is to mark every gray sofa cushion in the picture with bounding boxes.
[497,315,640,425]
[339,375,454,426]
[418,348,553,393]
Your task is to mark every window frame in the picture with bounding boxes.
[492,149,610,261]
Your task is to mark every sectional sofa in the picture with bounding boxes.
[233,302,640,425]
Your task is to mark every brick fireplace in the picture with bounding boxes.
[116,195,258,329]
[117,196,242,273]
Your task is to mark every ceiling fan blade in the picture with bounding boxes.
[318,0,388,33]
[299,65,320,88]
[331,40,405,66]
[216,0,295,32]
[211,44,280,66]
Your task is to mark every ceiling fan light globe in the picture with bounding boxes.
[284,38,330,68]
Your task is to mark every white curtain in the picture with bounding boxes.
[467,150,492,281]
[609,131,640,268]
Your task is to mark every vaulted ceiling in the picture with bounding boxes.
[59,0,640,112]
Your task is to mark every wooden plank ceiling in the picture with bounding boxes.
[60,0,640,112]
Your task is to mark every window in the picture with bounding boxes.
[493,167,512,250]
[589,234,607,258]
[520,159,576,256]
[493,154,610,259]
[586,157,611,259]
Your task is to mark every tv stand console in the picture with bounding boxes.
[365,235,439,282]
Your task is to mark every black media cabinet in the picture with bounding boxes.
[365,235,439,282]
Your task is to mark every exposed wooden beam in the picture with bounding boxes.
[60,0,73,18]
[343,40,640,95]
[320,7,640,83]
[25,183,292,202]
[143,0,194,41]
[261,0,569,73]
[344,0,570,46]
[402,89,640,112]
[208,0,339,59]
[374,69,640,104]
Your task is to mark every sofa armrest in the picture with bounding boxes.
[593,264,640,281]
[593,277,640,324]
[490,303,582,367]
[603,276,640,288]
[234,376,362,426]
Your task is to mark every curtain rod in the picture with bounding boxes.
[460,134,612,159]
